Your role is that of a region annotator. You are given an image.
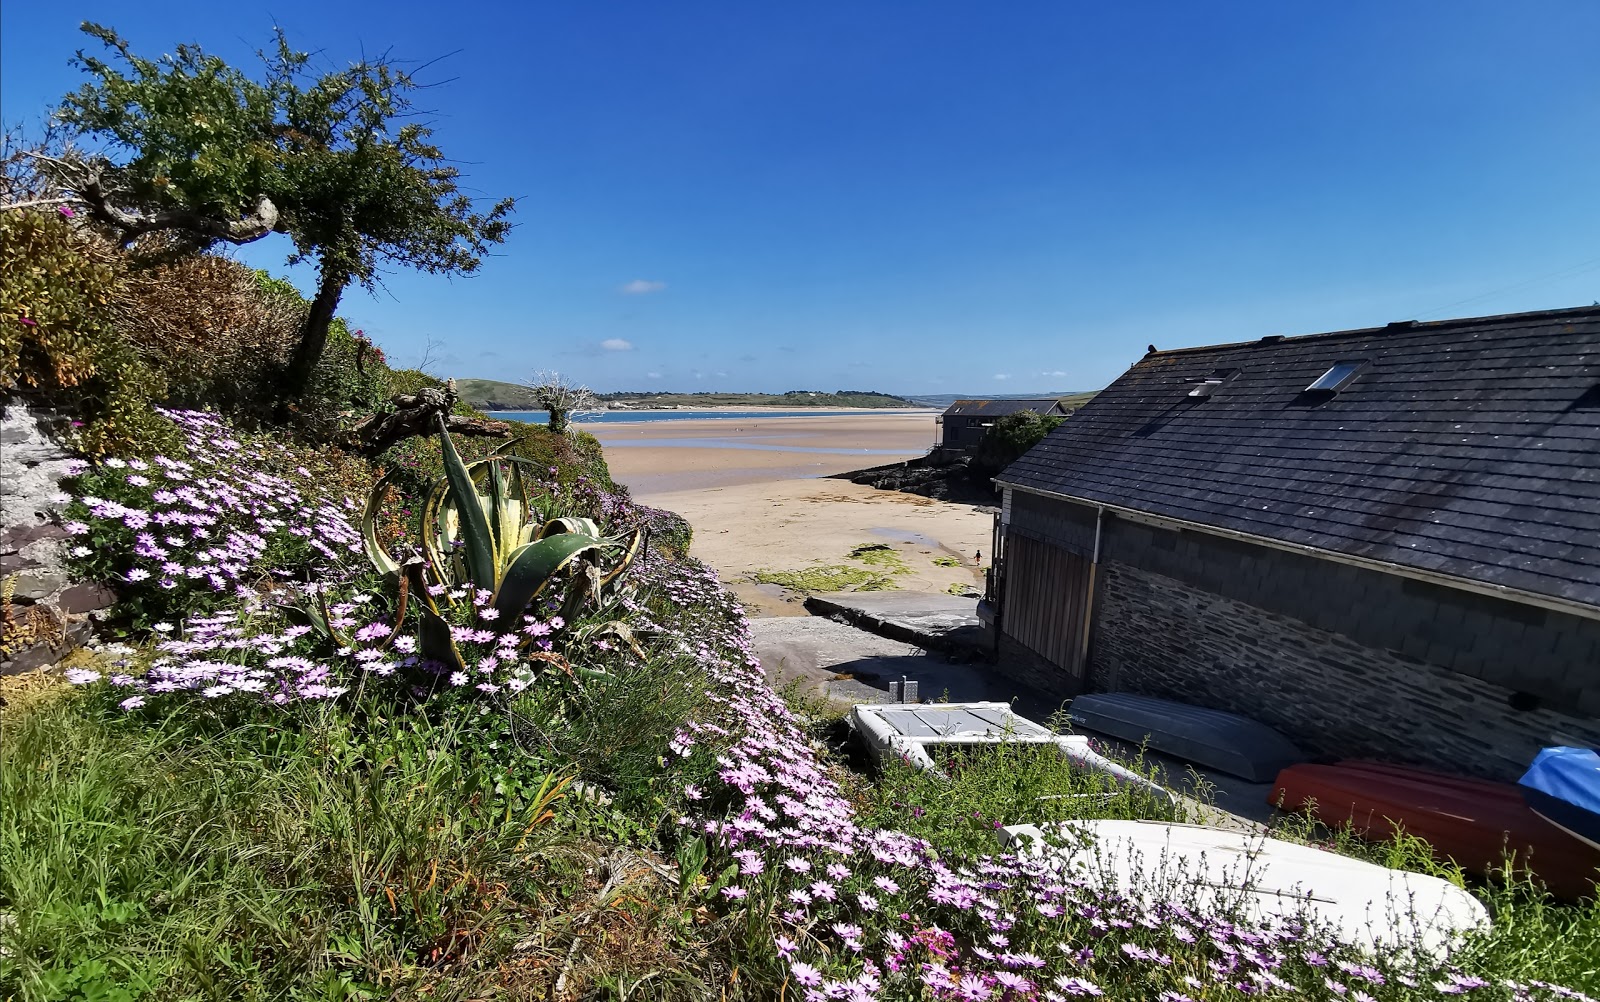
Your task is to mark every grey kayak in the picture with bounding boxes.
[1066,692,1302,782]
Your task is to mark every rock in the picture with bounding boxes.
[0,405,77,524]
[10,568,69,602]
[0,551,40,576]
[2,642,61,675]
[0,522,67,552]
[57,582,117,614]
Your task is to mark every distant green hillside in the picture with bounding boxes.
[454,379,543,411]
[455,379,924,411]
[909,391,1100,412]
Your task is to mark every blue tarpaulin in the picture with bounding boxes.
[1519,746,1600,849]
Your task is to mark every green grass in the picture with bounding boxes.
[0,640,729,1001]
[930,555,963,568]
[853,741,1180,859]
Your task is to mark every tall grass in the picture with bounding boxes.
[1,692,577,1000]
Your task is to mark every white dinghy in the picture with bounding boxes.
[1001,819,1490,958]
[848,701,1175,805]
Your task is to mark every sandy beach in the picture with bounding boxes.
[591,413,993,617]
[580,411,939,495]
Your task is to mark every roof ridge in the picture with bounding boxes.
[1144,304,1600,359]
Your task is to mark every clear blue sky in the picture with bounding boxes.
[5,2,1598,395]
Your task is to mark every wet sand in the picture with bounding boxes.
[590,413,992,617]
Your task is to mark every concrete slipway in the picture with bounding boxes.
[747,591,1279,829]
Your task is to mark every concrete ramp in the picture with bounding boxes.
[804,591,988,653]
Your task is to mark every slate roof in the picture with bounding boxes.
[944,398,1062,418]
[997,306,1600,610]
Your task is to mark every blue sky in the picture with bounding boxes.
[5,2,1598,394]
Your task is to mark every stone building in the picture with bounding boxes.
[984,306,1600,781]
[938,398,1067,455]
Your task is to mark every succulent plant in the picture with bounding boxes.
[352,415,642,673]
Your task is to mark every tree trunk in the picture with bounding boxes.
[284,263,348,397]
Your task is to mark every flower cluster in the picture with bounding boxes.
[65,577,586,708]
[61,410,366,626]
[662,567,1594,1001]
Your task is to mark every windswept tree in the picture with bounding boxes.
[44,23,515,396]
[525,370,598,435]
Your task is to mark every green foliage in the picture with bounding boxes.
[0,210,180,457]
[972,409,1065,473]
[59,23,515,395]
[847,542,908,571]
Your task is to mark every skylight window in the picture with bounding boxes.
[1305,360,1367,394]
[1186,367,1240,398]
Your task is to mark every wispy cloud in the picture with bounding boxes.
[1039,370,1067,378]
[600,338,634,352]
[619,279,666,295]
[993,373,1011,381]
[647,371,663,379]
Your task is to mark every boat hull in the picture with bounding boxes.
[1067,692,1303,782]
[1002,819,1489,958]
[1272,761,1600,901]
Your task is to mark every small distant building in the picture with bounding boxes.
[938,398,1066,455]
[985,306,1600,781]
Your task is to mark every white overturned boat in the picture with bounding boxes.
[848,701,1175,804]
[1002,819,1489,958]
[1067,692,1303,782]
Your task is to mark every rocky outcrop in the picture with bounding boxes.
[832,456,999,507]
[1,404,112,675]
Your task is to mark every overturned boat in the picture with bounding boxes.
[1002,819,1490,958]
[1066,692,1304,782]
[1273,760,1600,901]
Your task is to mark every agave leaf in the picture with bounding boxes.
[486,459,509,562]
[435,414,497,589]
[539,517,602,539]
[360,469,404,579]
[416,602,467,674]
[559,560,603,625]
[421,479,451,581]
[491,533,603,623]
[599,528,644,592]
[316,587,353,648]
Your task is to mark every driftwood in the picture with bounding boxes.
[346,378,513,456]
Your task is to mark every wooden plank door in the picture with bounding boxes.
[1001,534,1093,683]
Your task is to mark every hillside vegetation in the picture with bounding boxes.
[457,378,923,412]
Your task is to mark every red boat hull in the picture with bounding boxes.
[1271,761,1600,901]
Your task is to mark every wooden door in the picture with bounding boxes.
[1001,533,1094,682]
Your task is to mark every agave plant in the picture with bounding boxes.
[350,415,643,674]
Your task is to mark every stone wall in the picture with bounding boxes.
[1,404,112,673]
[1087,561,1600,782]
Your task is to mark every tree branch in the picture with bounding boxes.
[77,176,281,245]
[345,378,513,456]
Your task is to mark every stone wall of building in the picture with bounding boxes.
[1004,490,1600,714]
[1,404,112,674]
[1087,560,1600,782]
